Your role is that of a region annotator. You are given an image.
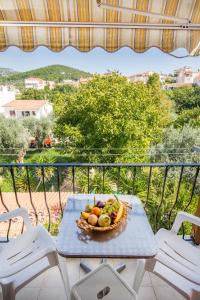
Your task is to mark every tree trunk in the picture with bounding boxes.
[191,197,200,245]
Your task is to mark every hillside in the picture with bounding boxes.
[0,67,17,77]
[0,64,91,86]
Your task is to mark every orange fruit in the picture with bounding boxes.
[91,207,101,216]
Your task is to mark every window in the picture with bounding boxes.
[10,110,16,117]
[22,111,30,117]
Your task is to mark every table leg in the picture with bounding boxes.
[80,258,126,274]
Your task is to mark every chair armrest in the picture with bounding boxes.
[171,212,200,233]
[0,208,32,230]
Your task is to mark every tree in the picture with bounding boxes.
[22,116,53,147]
[147,73,161,89]
[169,86,200,113]
[0,115,30,150]
[54,73,171,162]
[150,125,200,163]
[49,84,76,103]
[18,88,49,100]
[173,107,200,128]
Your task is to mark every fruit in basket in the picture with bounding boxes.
[114,201,124,223]
[91,207,101,216]
[85,204,93,213]
[81,212,90,220]
[110,211,117,220]
[96,201,105,208]
[101,199,120,215]
[88,214,98,226]
[98,214,111,227]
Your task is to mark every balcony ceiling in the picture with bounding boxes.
[0,0,200,55]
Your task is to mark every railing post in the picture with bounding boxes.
[191,197,200,245]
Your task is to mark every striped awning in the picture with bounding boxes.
[0,0,200,55]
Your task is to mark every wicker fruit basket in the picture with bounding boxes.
[76,201,131,232]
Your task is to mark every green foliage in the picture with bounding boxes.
[50,84,76,94]
[48,84,76,104]
[173,107,200,128]
[163,77,175,84]
[0,64,91,86]
[54,73,171,162]
[150,125,200,163]
[0,67,16,76]
[169,86,200,113]
[22,116,53,147]
[147,73,161,89]
[18,88,49,100]
[0,115,30,150]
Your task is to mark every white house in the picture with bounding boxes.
[128,71,154,83]
[25,77,47,89]
[62,79,79,87]
[0,85,16,113]
[46,80,56,89]
[193,74,200,86]
[175,66,200,84]
[3,100,53,119]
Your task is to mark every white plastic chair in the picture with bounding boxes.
[0,208,68,300]
[135,212,200,300]
[70,263,137,300]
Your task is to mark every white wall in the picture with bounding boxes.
[0,86,15,113]
[25,79,46,90]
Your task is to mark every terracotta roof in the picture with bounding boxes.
[3,100,48,110]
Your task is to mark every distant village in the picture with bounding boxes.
[0,66,199,121]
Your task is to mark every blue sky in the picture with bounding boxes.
[0,46,200,75]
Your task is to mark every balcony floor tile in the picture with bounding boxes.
[0,258,189,300]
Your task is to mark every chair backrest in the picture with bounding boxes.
[0,225,55,278]
[157,234,200,285]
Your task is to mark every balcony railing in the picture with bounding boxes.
[0,163,199,241]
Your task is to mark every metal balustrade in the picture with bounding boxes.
[0,163,199,241]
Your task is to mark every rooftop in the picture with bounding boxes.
[3,100,48,110]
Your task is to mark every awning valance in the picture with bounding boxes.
[0,0,200,55]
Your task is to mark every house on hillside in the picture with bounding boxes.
[175,66,200,84]
[62,79,79,87]
[25,77,47,89]
[193,74,200,86]
[46,80,55,89]
[128,72,170,84]
[128,71,154,83]
[2,100,53,119]
[79,77,93,84]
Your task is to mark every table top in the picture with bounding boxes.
[56,194,158,258]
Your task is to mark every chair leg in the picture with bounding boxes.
[58,255,71,300]
[132,259,145,294]
[2,283,15,300]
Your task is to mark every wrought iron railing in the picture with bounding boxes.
[0,163,199,241]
